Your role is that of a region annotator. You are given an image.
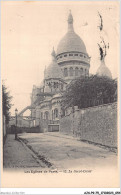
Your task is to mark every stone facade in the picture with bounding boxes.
[13,11,113,137]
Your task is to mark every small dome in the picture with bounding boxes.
[57,11,87,55]
[45,48,63,79]
[96,59,112,78]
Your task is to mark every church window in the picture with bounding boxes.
[54,109,58,118]
[85,69,87,76]
[75,67,79,76]
[64,54,67,57]
[60,55,62,58]
[80,68,83,74]
[69,54,73,56]
[52,110,54,120]
[45,111,49,120]
[70,67,74,76]
[80,54,83,57]
[74,54,78,56]
[64,68,68,77]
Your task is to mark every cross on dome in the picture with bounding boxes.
[68,10,74,31]
[56,11,87,55]
[68,10,73,24]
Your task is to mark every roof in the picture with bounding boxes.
[96,59,112,79]
[56,11,87,55]
[45,48,63,79]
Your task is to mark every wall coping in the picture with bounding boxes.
[61,102,117,118]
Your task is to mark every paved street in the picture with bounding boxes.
[18,132,117,170]
[3,134,46,169]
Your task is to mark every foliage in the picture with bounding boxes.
[2,82,13,124]
[61,75,117,109]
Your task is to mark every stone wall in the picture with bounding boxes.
[8,126,41,134]
[60,102,117,148]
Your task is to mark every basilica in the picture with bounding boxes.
[10,11,112,129]
[30,11,91,127]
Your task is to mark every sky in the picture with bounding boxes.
[1,1,119,116]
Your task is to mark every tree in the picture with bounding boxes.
[2,82,13,124]
[61,75,117,110]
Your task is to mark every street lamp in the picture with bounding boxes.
[15,108,18,140]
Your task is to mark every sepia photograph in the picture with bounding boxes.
[1,0,120,188]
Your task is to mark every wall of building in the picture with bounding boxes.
[9,117,30,128]
[39,119,49,132]
[60,102,117,148]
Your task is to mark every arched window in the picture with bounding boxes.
[52,110,54,120]
[69,67,73,76]
[75,67,79,76]
[54,109,58,118]
[80,68,83,75]
[69,54,73,56]
[64,68,68,77]
[64,54,67,57]
[74,54,78,56]
[45,111,49,120]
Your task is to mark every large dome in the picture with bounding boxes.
[96,59,112,78]
[57,31,87,55]
[57,11,87,55]
[45,48,63,79]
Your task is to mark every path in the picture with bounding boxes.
[18,132,117,170]
[3,134,44,169]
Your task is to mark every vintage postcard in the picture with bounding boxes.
[1,0,120,189]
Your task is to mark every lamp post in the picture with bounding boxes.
[15,108,18,140]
